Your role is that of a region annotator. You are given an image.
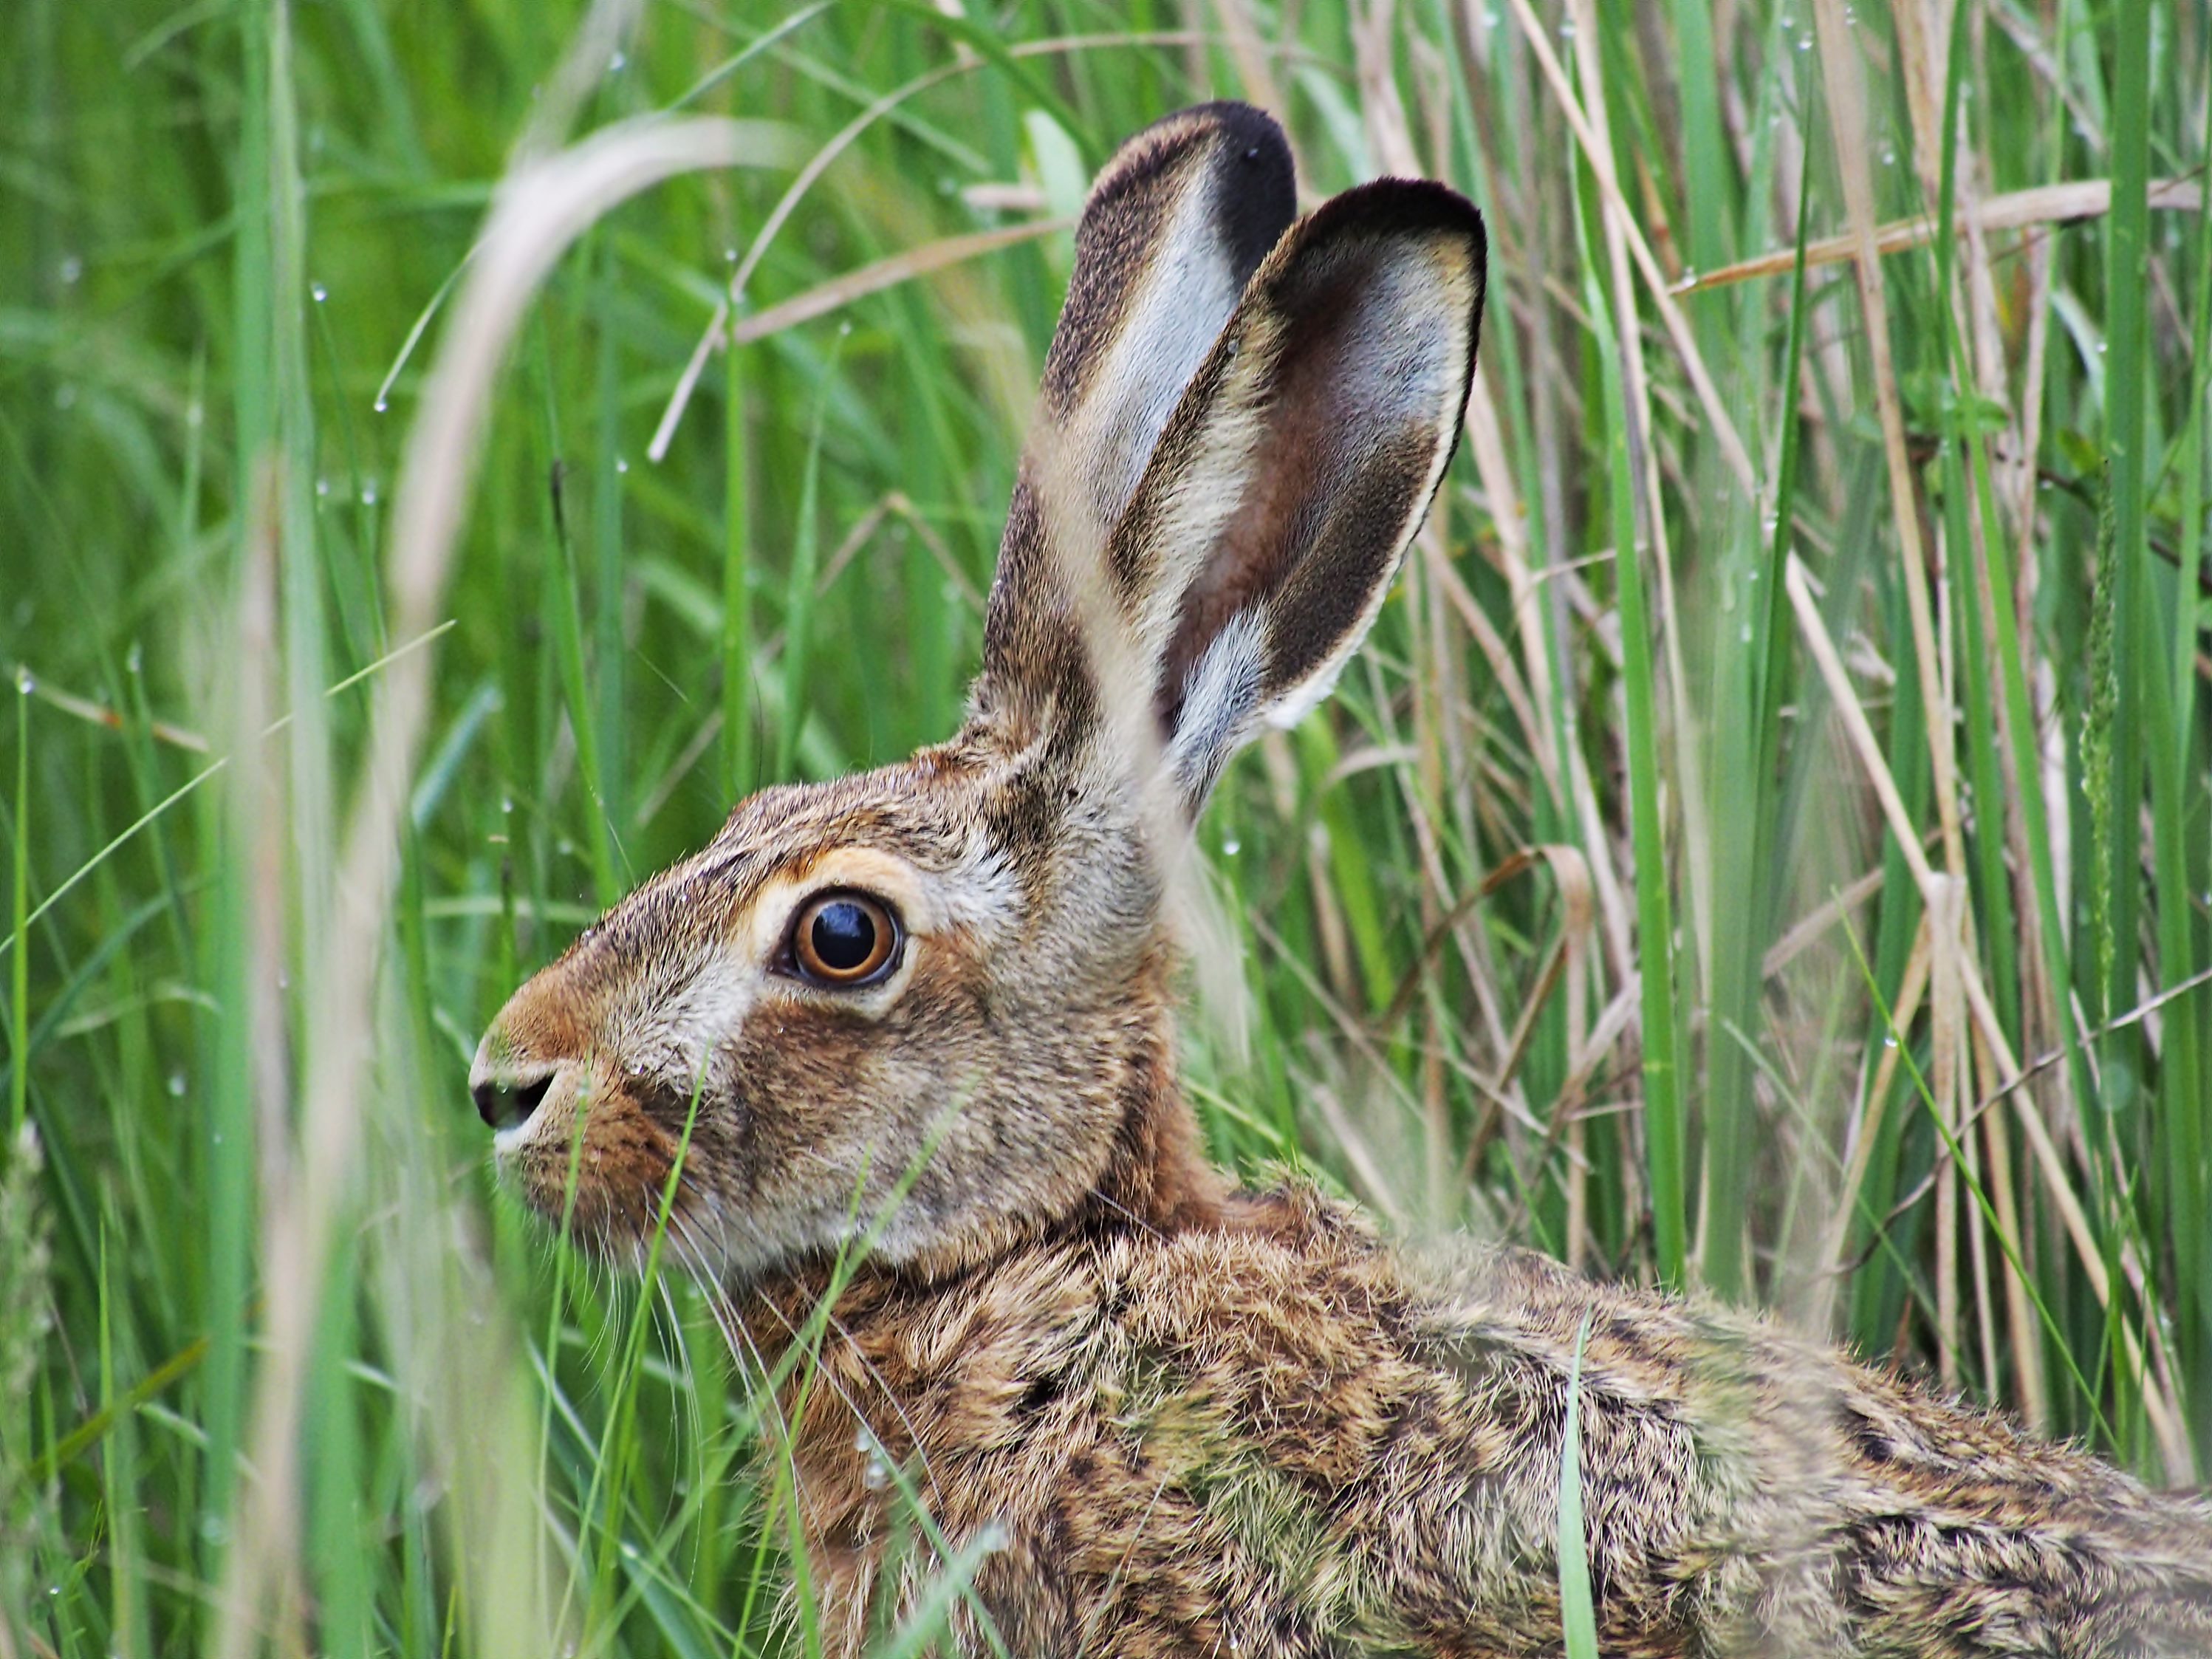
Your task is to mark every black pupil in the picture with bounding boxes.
[810,901,877,973]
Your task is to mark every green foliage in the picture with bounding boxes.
[4,0,2210,1651]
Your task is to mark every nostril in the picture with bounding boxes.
[515,1073,552,1121]
[473,1070,555,1131]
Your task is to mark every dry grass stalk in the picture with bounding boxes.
[1679,177,2206,292]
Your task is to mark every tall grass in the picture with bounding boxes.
[4,0,2209,1652]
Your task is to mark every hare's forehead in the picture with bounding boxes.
[672,779,1023,941]
[734,836,1020,941]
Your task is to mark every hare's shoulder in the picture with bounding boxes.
[976,1191,1742,1653]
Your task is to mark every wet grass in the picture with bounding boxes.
[4,0,2210,1652]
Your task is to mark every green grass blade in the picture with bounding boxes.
[9,676,26,1140]
[722,331,755,800]
[1558,1310,1599,1659]
[2098,0,2152,1106]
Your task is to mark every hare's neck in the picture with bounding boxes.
[1077,1000,1231,1238]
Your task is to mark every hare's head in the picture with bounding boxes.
[471,103,1485,1282]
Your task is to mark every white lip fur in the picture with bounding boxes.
[472,102,2212,1658]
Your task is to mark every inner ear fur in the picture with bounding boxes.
[1113,180,1486,782]
[976,102,1296,734]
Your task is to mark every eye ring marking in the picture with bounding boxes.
[785,891,903,988]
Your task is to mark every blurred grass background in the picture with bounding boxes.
[4,0,2211,1652]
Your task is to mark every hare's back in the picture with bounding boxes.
[979,1189,2212,1658]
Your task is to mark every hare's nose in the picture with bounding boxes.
[471,1062,557,1131]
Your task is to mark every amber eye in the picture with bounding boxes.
[787,892,902,987]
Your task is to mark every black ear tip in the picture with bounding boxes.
[1286,178,1487,337]
[1088,103,1297,257]
[1179,101,1298,275]
[1172,100,1293,171]
[1069,103,1298,306]
[1308,177,1486,261]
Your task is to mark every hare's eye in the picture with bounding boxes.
[787,892,901,987]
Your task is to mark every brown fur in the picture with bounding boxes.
[748,1186,2212,1658]
[472,105,2212,1655]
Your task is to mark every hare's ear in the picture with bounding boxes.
[980,103,1296,728]
[1122,181,1485,807]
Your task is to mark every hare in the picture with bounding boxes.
[470,103,2212,1657]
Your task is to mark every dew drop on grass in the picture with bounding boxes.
[16,668,34,697]
[1222,836,1241,856]
[616,456,629,474]
[168,1071,187,1097]
[311,281,328,303]
[59,255,83,285]
[373,395,388,414]
[315,478,330,499]
[361,480,380,506]
[608,49,626,72]
[126,642,143,674]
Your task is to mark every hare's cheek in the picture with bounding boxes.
[502,1084,683,1251]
